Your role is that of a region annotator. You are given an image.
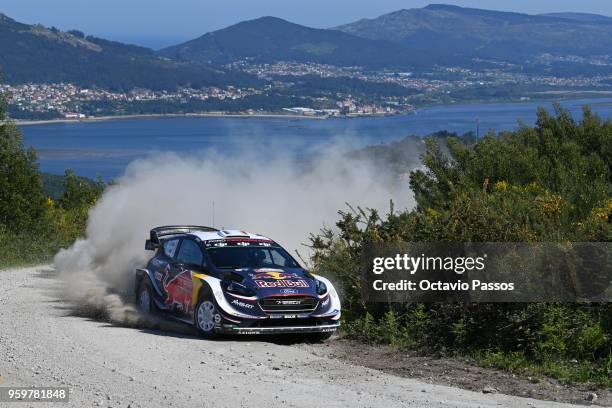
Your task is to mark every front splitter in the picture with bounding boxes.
[224,322,340,335]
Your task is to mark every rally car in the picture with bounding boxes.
[135,225,341,338]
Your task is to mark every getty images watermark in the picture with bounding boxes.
[362,242,611,303]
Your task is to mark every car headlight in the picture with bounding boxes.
[316,279,328,296]
[226,281,256,297]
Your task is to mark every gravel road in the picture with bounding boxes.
[0,266,588,408]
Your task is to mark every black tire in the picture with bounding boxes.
[136,280,155,314]
[194,290,219,338]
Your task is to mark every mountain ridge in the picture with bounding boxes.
[3,4,612,90]
[159,16,427,69]
[539,12,612,24]
[334,4,612,69]
[0,15,256,90]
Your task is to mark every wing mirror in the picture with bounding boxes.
[145,239,157,251]
[180,262,209,273]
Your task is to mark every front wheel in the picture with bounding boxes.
[195,292,219,338]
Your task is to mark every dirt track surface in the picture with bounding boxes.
[0,266,595,408]
[303,340,611,407]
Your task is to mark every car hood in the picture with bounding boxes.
[227,267,318,296]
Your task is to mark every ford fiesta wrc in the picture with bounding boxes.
[135,226,341,339]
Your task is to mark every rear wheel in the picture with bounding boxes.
[195,291,219,338]
[136,280,154,314]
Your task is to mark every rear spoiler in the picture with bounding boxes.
[145,225,218,250]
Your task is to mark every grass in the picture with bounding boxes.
[341,311,611,389]
[474,351,611,388]
[0,230,67,269]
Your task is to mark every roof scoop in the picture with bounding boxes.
[218,229,251,238]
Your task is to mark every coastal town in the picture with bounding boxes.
[1,83,262,119]
[3,61,612,121]
[2,81,412,120]
[234,60,612,91]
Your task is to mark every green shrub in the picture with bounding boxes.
[313,105,611,385]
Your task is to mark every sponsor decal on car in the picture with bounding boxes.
[231,299,254,309]
[255,279,309,288]
[204,238,274,247]
[163,270,193,312]
[269,313,310,319]
[252,268,302,280]
[275,299,301,305]
[280,288,298,294]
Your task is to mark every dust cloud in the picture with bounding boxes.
[54,141,417,326]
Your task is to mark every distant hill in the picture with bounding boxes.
[4,5,612,91]
[0,14,256,90]
[335,4,612,69]
[159,16,427,69]
[540,12,612,24]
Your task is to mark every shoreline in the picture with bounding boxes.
[14,111,333,126]
[13,93,612,126]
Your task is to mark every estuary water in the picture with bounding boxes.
[19,97,612,178]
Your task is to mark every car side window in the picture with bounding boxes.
[176,239,204,267]
[163,239,179,258]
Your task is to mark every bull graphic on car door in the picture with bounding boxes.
[163,267,194,314]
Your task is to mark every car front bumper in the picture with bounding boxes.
[219,321,340,335]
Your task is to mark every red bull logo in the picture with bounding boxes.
[252,268,310,288]
[255,279,309,288]
[253,268,298,280]
[163,270,193,312]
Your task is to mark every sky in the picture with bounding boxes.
[2,0,612,49]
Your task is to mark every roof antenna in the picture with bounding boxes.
[212,201,215,228]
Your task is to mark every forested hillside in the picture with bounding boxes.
[336,4,612,74]
[0,14,256,90]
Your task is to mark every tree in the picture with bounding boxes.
[58,169,104,211]
[0,95,47,232]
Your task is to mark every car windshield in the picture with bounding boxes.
[206,245,299,269]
